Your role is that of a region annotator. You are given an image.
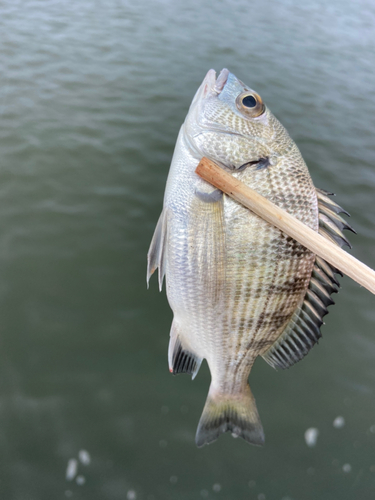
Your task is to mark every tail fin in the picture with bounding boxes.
[195,383,264,447]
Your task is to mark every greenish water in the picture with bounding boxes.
[1,0,375,499]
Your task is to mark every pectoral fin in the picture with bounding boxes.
[147,208,168,291]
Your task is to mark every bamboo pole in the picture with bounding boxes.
[195,157,375,295]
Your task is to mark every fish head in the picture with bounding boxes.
[184,69,292,168]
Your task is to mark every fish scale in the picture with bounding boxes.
[147,68,353,447]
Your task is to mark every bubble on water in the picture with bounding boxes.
[78,450,91,466]
[304,428,319,447]
[333,416,345,428]
[159,439,167,448]
[231,433,239,438]
[66,459,78,481]
[170,476,178,484]
[370,425,375,433]
[258,494,266,500]
[76,475,86,486]
[213,483,221,492]
[342,464,352,473]
[200,489,209,498]
[65,491,72,498]
[161,406,169,415]
[248,480,256,488]
[127,490,137,500]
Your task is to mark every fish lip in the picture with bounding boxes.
[204,68,216,94]
[214,68,230,94]
[193,68,229,103]
[202,68,230,96]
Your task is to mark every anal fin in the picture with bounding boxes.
[168,320,202,379]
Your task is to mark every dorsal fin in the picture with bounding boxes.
[262,188,353,370]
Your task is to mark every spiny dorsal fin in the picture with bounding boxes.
[262,188,353,370]
[168,320,202,379]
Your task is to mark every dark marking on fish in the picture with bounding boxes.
[171,338,200,376]
[237,157,270,172]
[245,338,275,351]
[267,275,310,295]
[195,188,223,203]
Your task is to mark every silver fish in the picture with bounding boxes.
[147,69,353,447]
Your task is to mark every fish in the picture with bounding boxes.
[147,68,354,447]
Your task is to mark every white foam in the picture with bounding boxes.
[65,459,78,481]
[333,416,345,428]
[304,428,319,447]
[76,475,86,485]
[79,450,91,465]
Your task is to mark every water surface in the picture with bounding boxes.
[1,0,375,499]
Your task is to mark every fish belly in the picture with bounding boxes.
[164,139,227,366]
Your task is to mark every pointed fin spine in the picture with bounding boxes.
[318,205,356,233]
[305,289,328,317]
[316,188,350,216]
[315,255,343,278]
[318,216,352,248]
[312,267,339,293]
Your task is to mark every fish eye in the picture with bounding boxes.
[242,95,256,108]
[236,91,265,118]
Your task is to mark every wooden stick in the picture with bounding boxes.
[196,157,375,295]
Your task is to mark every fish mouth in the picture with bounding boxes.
[185,68,243,156]
[201,68,230,97]
[214,68,230,93]
[191,68,230,107]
